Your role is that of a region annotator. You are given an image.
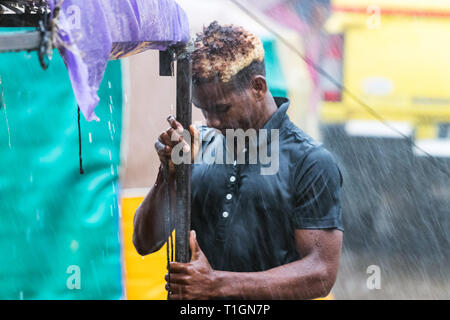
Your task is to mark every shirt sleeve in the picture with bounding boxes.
[290,146,344,231]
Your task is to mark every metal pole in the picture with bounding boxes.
[0,31,40,52]
[175,51,192,263]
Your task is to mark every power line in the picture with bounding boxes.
[230,0,450,179]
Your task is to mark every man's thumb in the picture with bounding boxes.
[190,125,200,163]
[189,230,200,260]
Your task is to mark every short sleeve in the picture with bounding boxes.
[291,147,344,231]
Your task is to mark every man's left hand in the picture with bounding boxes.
[166,230,217,300]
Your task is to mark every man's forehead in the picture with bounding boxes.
[193,81,235,104]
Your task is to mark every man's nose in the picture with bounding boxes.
[206,117,222,129]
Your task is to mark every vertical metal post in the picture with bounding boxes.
[175,50,192,263]
[159,50,173,77]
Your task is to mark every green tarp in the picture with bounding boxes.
[0,38,123,299]
[262,37,288,99]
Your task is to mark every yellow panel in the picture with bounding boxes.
[322,7,450,126]
[344,19,450,103]
[316,293,334,300]
[121,196,170,300]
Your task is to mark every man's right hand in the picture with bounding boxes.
[154,115,200,174]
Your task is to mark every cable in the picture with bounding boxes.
[229,0,450,179]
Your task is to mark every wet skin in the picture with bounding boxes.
[133,75,343,299]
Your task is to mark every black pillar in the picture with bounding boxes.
[175,53,192,263]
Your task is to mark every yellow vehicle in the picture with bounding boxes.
[322,0,450,144]
[319,0,450,251]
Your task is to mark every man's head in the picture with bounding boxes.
[191,21,270,133]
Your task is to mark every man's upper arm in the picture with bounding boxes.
[290,146,344,231]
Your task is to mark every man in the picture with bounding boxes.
[133,21,343,299]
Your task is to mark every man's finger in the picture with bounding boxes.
[160,129,184,149]
[155,140,171,155]
[169,261,190,274]
[155,141,172,162]
[190,125,201,162]
[167,115,184,134]
[168,293,184,300]
[167,116,190,152]
[166,283,187,300]
[165,273,190,285]
[189,230,201,261]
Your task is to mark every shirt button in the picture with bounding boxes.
[226,194,232,200]
[222,211,229,218]
[230,176,236,183]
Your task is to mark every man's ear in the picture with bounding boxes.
[251,75,268,101]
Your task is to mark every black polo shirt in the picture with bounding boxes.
[191,97,343,273]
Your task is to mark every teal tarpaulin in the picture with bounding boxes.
[262,37,288,99]
[0,42,123,299]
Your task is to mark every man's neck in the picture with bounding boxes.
[255,94,278,130]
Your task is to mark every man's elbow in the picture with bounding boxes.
[132,230,164,256]
[132,231,156,256]
[132,232,149,256]
[315,268,337,298]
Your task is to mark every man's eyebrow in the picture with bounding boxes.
[193,101,230,110]
[214,103,231,108]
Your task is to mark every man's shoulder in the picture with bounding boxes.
[282,120,322,154]
[282,120,340,171]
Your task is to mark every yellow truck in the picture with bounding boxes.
[319,0,450,251]
[322,0,450,142]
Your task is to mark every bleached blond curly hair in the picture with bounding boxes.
[192,21,265,85]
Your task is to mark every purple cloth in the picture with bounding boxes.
[48,0,189,121]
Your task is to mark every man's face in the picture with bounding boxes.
[192,79,260,135]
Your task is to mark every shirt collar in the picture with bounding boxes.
[262,97,290,131]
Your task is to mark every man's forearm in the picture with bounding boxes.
[133,165,175,255]
[211,256,334,300]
